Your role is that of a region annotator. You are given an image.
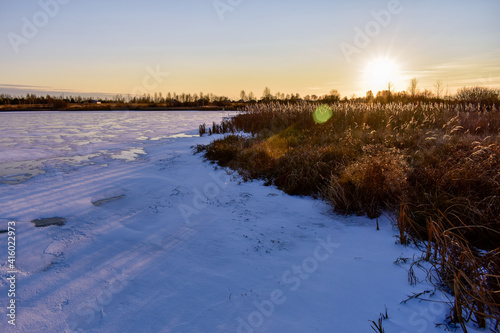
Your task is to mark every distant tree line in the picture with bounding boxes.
[352,79,500,106]
[1,83,499,109]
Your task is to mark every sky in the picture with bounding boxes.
[0,0,499,99]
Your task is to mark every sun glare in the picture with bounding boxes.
[362,57,402,93]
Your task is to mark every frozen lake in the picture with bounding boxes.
[0,110,233,184]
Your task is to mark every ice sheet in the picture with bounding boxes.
[0,111,234,184]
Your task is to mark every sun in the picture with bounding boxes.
[362,57,401,93]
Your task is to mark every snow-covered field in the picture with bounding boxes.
[0,111,484,332]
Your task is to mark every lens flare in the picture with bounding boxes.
[313,105,333,124]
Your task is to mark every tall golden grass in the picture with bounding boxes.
[199,101,500,329]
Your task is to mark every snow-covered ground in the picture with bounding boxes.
[0,111,486,332]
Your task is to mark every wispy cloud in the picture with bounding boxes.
[307,82,344,91]
[0,84,119,98]
[0,84,52,89]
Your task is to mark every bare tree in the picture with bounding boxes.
[330,89,340,97]
[262,87,272,101]
[329,89,341,101]
[366,90,374,102]
[434,79,444,99]
[240,90,246,101]
[408,78,419,98]
[456,86,500,103]
[387,82,394,93]
[387,82,394,102]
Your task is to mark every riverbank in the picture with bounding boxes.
[0,109,488,332]
[1,131,484,332]
[199,101,500,330]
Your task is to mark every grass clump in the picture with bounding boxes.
[324,146,409,218]
[203,135,251,168]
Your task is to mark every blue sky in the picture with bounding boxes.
[1,0,499,99]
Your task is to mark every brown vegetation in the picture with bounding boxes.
[199,101,500,330]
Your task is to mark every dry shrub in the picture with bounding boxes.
[407,140,500,250]
[324,146,409,218]
[273,145,345,196]
[255,134,290,159]
[236,144,277,181]
[203,135,249,167]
